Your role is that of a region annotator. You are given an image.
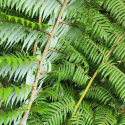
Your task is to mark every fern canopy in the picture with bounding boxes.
[0,0,125,125]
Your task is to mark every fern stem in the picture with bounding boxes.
[72,69,99,116]
[117,42,125,47]
[33,1,44,56]
[3,77,7,87]
[33,39,38,56]
[48,48,65,55]
[117,59,124,67]
[0,83,3,108]
[19,0,68,124]
[13,46,21,51]
[40,72,49,75]
[57,0,63,6]
[60,21,84,34]
[32,115,37,125]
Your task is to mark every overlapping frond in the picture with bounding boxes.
[117,114,125,125]
[0,85,30,106]
[41,98,93,125]
[0,108,25,125]
[0,0,63,20]
[99,60,125,101]
[57,25,108,65]
[81,86,115,105]
[104,0,125,27]
[93,105,117,125]
[68,113,86,125]
[57,38,89,67]
[50,62,90,86]
[0,52,38,82]
[41,97,75,125]
[61,84,79,100]
[112,36,125,60]
[0,85,30,125]
[75,101,93,125]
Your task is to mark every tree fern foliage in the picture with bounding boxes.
[0,0,125,124]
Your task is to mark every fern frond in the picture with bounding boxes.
[81,86,115,105]
[0,16,50,51]
[57,38,89,68]
[0,107,27,125]
[41,97,75,125]
[50,62,90,86]
[75,101,93,125]
[68,113,86,125]
[117,114,125,125]
[0,52,37,69]
[0,85,30,106]
[0,53,38,82]
[67,6,114,41]
[0,0,63,20]
[0,12,50,29]
[93,105,117,125]
[59,24,109,65]
[112,36,125,60]
[0,0,125,124]
[99,61,125,101]
[104,0,125,27]
[61,84,79,100]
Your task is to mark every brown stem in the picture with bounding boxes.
[0,83,3,109]
[60,21,84,35]
[40,72,49,75]
[57,0,63,6]
[13,46,21,51]
[3,77,7,87]
[48,48,66,55]
[33,39,38,56]
[33,2,44,56]
[33,16,43,55]
[20,0,68,124]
